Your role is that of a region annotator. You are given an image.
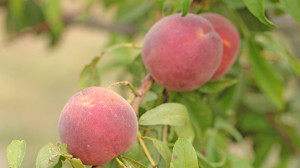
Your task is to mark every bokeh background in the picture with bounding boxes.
[0,0,300,167]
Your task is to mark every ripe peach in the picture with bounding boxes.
[58,87,138,165]
[200,13,240,79]
[142,13,223,91]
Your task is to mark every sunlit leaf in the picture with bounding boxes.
[170,137,198,168]
[139,103,189,126]
[243,0,276,28]
[6,140,26,168]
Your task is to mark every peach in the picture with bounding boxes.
[142,13,223,91]
[200,13,240,79]
[58,87,138,165]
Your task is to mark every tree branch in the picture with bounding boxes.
[131,74,154,115]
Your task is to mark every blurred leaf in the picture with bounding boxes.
[152,139,172,166]
[129,55,147,86]
[7,0,25,31]
[121,156,147,168]
[248,40,284,110]
[257,34,300,77]
[42,0,64,45]
[196,151,215,168]
[79,57,101,90]
[6,140,26,168]
[116,1,154,23]
[199,78,237,94]
[281,0,300,24]
[174,122,195,143]
[177,92,212,132]
[238,112,273,133]
[253,135,277,167]
[170,137,198,168]
[24,0,45,27]
[222,0,245,9]
[205,131,227,166]
[243,93,277,113]
[228,154,254,168]
[181,0,193,16]
[156,0,166,13]
[139,103,189,126]
[215,118,243,142]
[243,0,277,28]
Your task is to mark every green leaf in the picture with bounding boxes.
[214,118,243,142]
[256,34,300,77]
[228,154,254,168]
[121,156,147,168]
[177,92,212,132]
[69,158,85,168]
[174,122,195,143]
[42,0,64,44]
[62,160,73,168]
[170,137,198,168]
[6,140,26,168]
[156,0,166,13]
[243,0,277,28]
[7,0,26,31]
[79,57,101,90]
[152,139,172,166]
[196,151,215,168]
[199,78,237,94]
[281,0,300,24]
[181,0,193,16]
[248,40,284,110]
[36,143,70,168]
[139,103,189,126]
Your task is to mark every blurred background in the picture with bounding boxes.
[0,0,300,167]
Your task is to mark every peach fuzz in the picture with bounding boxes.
[200,13,241,79]
[58,87,138,165]
[142,13,223,91]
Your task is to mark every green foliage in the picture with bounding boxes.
[139,103,189,126]
[170,138,198,168]
[6,140,26,168]
[247,39,284,110]
[243,0,277,28]
[79,57,101,90]
[4,0,300,167]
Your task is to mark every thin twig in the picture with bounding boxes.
[132,74,154,115]
[138,132,157,167]
[115,157,128,168]
[107,81,138,96]
[265,112,300,155]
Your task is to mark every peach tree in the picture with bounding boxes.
[4,0,300,168]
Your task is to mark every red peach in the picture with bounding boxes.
[58,87,138,165]
[142,13,223,91]
[200,13,241,79]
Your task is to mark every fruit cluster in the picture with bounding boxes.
[143,13,240,91]
[58,12,240,166]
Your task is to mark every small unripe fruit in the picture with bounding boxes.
[142,13,223,91]
[59,87,138,165]
[200,13,241,79]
